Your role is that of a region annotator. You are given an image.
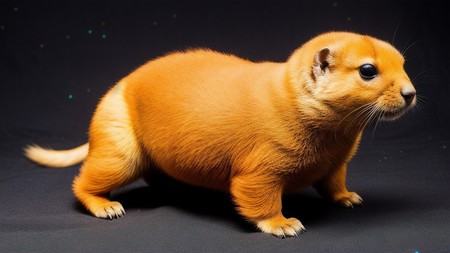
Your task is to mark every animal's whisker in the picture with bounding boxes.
[352,102,378,130]
[416,94,434,108]
[413,95,435,120]
[402,40,420,57]
[371,110,384,140]
[361,104,380,133]
[334,102,378,142]
[334,102,377,139]
[391,20,403,46]
[411,69,434,83]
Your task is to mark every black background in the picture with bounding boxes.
[1,0,449,252]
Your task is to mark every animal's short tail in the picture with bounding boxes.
[24,143,89,168]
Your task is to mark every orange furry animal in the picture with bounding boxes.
[25,32,416,237]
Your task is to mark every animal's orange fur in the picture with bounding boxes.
[25,32,416,237]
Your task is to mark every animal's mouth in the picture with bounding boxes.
[379,107,410,121]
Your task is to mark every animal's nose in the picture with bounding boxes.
[401,87,416,105]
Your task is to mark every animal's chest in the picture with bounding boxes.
[284,136,357,191]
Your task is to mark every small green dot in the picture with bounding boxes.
[68,94,73,99]
[88,29,93,35]
[101,34,107,39]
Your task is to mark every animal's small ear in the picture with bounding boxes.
[312,48,332,78]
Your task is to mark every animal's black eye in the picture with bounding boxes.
[359,64,378,80]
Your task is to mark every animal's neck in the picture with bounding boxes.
[278,69,364,148]
[297,102,360,134]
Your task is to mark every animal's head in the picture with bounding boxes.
[288,32,416,128]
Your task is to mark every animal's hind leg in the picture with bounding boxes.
[73,82,145,219]
[72,81,145,219]
[73,154,142,219]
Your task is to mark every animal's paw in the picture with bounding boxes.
[92,201,126,219]
[257,216,306,238]
[335,192,363,208]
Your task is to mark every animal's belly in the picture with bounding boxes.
[147,142,233,192]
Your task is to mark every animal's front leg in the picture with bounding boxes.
[230,174,306,238]
[315,163,363,208]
